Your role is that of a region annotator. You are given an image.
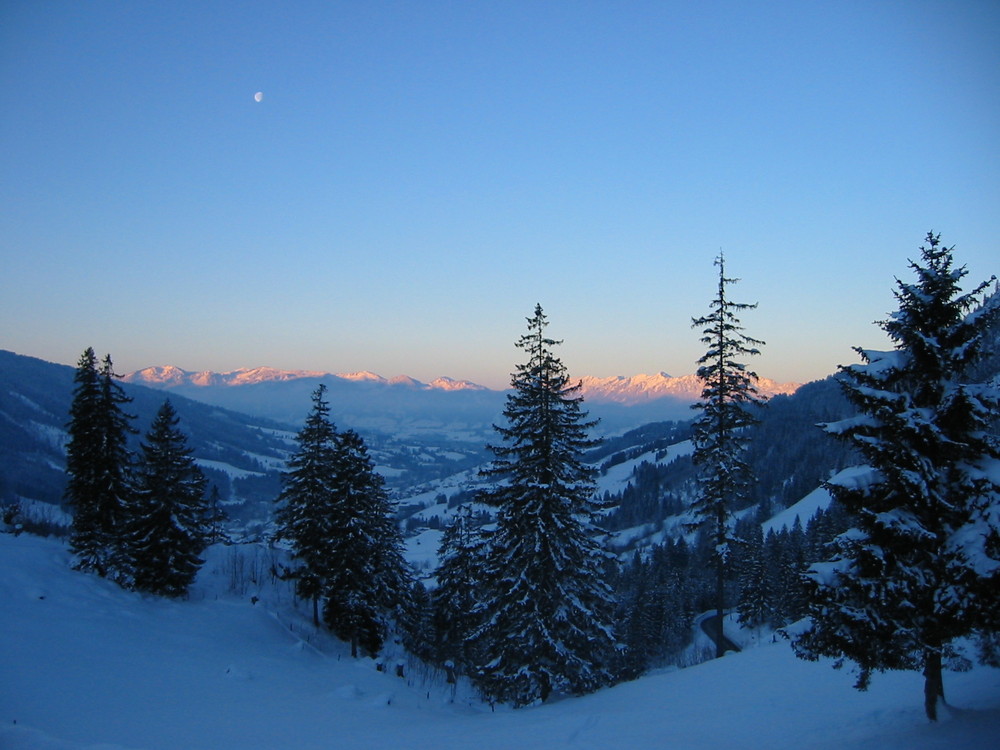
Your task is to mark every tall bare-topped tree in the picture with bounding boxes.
[688,256,766,657]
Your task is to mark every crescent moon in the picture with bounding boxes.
[254,92,264,103]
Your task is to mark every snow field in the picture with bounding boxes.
[2,532,999,750]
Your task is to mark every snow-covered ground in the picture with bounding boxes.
[2,532,999,750]
[762,465,873,535]
[593,440,693,497]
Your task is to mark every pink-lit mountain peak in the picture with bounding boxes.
[577,372,799,404]
[124,365,800,403]
[123,366,489,393]
[124,366,328,388]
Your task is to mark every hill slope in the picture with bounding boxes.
[0,350,294,526]
[2,532,998,750]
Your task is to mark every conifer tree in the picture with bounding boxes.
[688,256,766,657]
[433,505,488,672]
[275,384,340,626]
[736,521,769,634]
[125,399,209,596]
[471,304,617,706]
[66,350,136,578]
[793,233,1000,721]
[399,580,436,664]
[276,385,412,656]
[323,428,412,658]
[204,485,228,545]
[66,348,105,572]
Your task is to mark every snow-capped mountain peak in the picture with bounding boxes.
[429,376,488,392]
[337,370,388,384]
[123,366,328,388]
[126,365,192,387]
[122,365,800,411]
[576,372,799,405]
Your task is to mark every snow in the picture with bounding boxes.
[855,349,905,374]
[578,373,799,406]
[405,528,444,576]
[29,421,67,451]
[763,466,876,534]
[3,532,999,750]
[594,440,693,496]
[194,458,264,479]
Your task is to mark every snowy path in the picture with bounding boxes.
[698,611,742,655]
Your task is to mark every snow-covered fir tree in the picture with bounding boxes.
[688,255,766,657]
[470,304,618,707]
[433,504,488,673]
[274,384,341,627]
[736,520,769,634]
[616,539,696,677]
[276,384,412,657]
[66,349,136,579]
[793,233,1000,721]
[124,399,209,597]
[66,348,105,572]
[322,427,412,658]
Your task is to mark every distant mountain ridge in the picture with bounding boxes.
[577,372,799,404]
[124,366,799,405]
[124,366,488,392]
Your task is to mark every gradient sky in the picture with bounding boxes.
[2,1,998,390]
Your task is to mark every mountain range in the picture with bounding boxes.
[124,365,488,392]
[125,365,798,402]
[122,365,801,434]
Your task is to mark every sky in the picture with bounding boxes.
[1,1,998,390]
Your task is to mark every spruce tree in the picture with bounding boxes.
[793,233,1000,721]
[66,348,105,572]
[736,521,769,634]
[433,505,488,672]
[205,485,228,545]
[276,385,412,656]
[399,580,436,664]
[275,384,340,626]
[66,350,136,578]
[688,255,766,657]
[471,304,617,706]
[125,400,209,596]
[323,428,412,658]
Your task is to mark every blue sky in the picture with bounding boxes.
[2,1,998,389]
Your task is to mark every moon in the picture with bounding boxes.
[254,91,264,103]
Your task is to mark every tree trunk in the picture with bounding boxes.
[923,648,945,721]
[716,562,726,659]
[312,596,319,628]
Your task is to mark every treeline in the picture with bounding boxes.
[613,501,853,676]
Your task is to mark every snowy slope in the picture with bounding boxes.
[3,532,999,750]
[762,465,874,534]
[594,440,694,496]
